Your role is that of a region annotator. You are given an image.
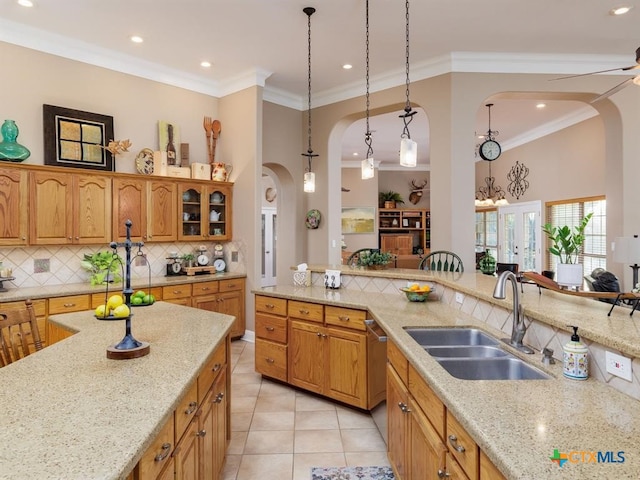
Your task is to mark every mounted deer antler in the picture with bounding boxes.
[409,179,428,204]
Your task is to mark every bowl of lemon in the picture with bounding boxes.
[400,283,432,302]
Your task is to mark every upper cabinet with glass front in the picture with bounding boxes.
[178,182,232,241]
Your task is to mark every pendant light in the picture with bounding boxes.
[302,7,318,193]
[399,0,417,168]
[361,0,375,180]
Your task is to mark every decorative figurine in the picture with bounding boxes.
[0,119,30,161]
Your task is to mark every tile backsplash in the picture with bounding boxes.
[0,241,246,289]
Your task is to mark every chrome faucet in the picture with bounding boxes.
[492,271,534,354]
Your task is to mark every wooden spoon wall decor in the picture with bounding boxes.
[203,116,213,163]
[211,120,221,164]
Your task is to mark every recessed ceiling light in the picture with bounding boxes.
[18,0,33,7]
[342,64,353,70]
[130,35,144,44]
[200,61,211,68]
[536,103,546,109]
[352,152,359,156]
[610,5,633,15]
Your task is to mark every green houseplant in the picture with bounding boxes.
[357,250,394,269]
[379,191,405,209]
[542,213,593,286]
[80,251,124,286]
[181,253,195,268]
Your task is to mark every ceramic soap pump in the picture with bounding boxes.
[563,326,588,380]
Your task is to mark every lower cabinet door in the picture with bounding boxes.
[387,364,409,480]
[212,369,228,479]
[325,327,367,408]
[199,388,216,480]
[174,420,199,480]
[157,457,175,480]
[288,320,324,393]
[255,339,287,381]
[409,396,447,480]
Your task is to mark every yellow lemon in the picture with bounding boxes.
[112,304,130,318]
[421,285,431,292]
[409,283,419,291]
[95,304,107,317]
[106,294,124,311]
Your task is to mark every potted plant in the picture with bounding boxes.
[181,253,195,268]
[357,250,394,269]
[80,251,124,286]
[542,213,593,287]
[379,191,405,209]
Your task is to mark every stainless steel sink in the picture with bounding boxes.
[403,327,500,347]
[426,345,509,358]
[436,358,550,380]
[403,327,550,380]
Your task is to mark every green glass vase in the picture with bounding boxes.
[479,250,496,275]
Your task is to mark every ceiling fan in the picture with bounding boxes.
[554,46,640,103]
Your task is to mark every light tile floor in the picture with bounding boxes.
[223,340,390,480]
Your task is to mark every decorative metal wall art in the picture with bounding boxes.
[507,161,530,200]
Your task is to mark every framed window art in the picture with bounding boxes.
[43,104,115,171]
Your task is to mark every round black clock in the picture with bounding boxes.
[479,139,501,161]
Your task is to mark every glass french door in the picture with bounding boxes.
[261,207,277,287]
[497,201,542,272]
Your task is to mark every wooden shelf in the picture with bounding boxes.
[378,209,430,258]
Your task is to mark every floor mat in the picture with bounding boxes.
[311,466,395,480]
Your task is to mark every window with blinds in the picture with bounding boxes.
[545,196,606,276]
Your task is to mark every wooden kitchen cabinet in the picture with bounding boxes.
[288,303,384,410]
[112,176,177,242]
[30,170,111,245]
[0,166,28,246]
[178,182,233,242]
[162,284,192,306]
[135,413,175,480]
[387,340,504,480]
[255,295,288,382]
[192,278,245,339]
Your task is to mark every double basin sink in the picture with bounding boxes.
[404,327,550,380]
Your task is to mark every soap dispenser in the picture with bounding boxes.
[563,326,588,380]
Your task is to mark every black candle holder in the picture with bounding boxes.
[105,220,150,360]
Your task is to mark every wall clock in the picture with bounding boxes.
[479,139,501,161]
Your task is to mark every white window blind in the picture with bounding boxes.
[545,196,606,275]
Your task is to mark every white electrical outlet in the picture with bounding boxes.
[455,292,464,304]
[605,351,632,382]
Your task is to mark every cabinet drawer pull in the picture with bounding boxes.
[448,434,466,453]
[63,303,76,308]
[201,287,210,291]
[299,309,310,315]
[338,315,350,322]
[398,402,411,413]
[437,469,451,478]
[214,392,225,403]
[265,303,275,309]
[227,283,236,288]
[154,443,171,462]
[212,363,222,372]
[173,290,182,294]
[316,332,322,337]
[265,326,275,332]
[184,401,198,415]
[265,358,275,364]
[196,429,207,437]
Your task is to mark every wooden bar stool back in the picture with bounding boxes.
[0,299,43,367]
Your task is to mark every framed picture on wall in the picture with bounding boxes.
[43,104,115,171]
[341,207,376,234]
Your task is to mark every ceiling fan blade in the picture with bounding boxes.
[552,66,637,81]
[590,77,635,103]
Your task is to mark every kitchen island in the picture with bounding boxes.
[0,302,233,480]
[256,268,640,479]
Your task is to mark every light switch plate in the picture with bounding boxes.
[455,292,464,304]
[605,351,632,382]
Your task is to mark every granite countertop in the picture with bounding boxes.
[0,272,246,303]
[254,282,640,479]
[0,302,234,480]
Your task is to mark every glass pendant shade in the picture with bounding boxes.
[303,171,315,193]
[361,157,375,180]
[400,137,417,167]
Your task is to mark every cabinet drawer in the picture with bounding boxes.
[49,295,90,314]
[1,299,47,317]
[255,312,287,343]
[255,339,287,382]
[219,278,243,292]
[197,341,226,403]
[387,340,408,384]
[409,363,445,438]
[162,284,192,300]
[446,411,478,480]
[255,295,287,316]
[174,380,198,443]
[325,306,366,331]
[288,300,323,323]
[136,413,175,480]
[192,281,219,296]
